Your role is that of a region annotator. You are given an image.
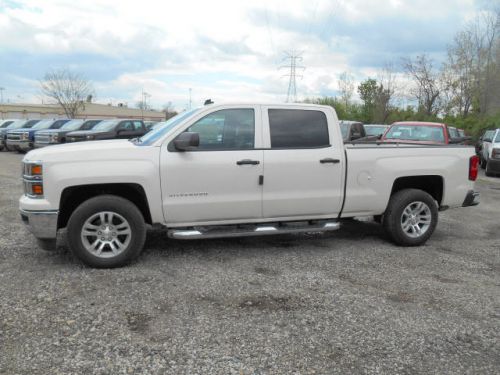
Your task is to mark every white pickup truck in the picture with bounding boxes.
[19,103,480,267]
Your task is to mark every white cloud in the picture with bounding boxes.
[0,0,484,109]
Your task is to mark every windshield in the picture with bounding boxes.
[61,120,84,131]
[384,125,445,143]
[365,125,387,136]
[448,127,459,138]
[494,131,500,143]
[339,123,348,139]
[92,120,120,131]
[32,120,57,130]
[0,121,14,128]
[81,120,101,130]
[138,109,201,145]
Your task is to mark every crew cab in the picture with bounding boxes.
[34,119,102,148]
[19,103,479,268]
[7,119,70,152]
[66,119,146,142]
[382,121,463,145]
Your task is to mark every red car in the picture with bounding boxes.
[381,121,461,145]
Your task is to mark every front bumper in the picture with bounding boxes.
[7,139,32,150]
[20,209,58,239]
[462,190,480,207]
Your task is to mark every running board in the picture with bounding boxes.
[168,221,340,240]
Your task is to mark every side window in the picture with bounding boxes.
[269,109,329,148]
[119,121,133,130]
[186,109,255,150]
[133,121,143,130]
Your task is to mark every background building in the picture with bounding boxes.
[0,102,165,121]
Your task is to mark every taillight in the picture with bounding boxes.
[469,155,479,181]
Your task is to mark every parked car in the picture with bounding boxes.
[364,124,389,138]
[6,119,69,152]
[382,121,463,145]
[0,119,17,151]
[2,119,41,151]
[339,120,366,142]
[34,119,102,148]
[479,128,500,175]
[66,119,146,142]
[20,103,479,267]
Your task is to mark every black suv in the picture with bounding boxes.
[66,119,146,142]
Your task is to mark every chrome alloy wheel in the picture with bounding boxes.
[81,211,131,258]
[400,201,432,238]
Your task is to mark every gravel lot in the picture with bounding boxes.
[0,151,499,374]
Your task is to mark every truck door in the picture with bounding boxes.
[161,107,264,224]
[261,106,344,219]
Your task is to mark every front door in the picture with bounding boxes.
[261,106,344,219]
[161,107,263,224]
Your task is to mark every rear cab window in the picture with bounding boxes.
[267,109,330,148]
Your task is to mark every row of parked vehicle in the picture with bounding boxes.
[0,118,159,152]
[339,120,471,144]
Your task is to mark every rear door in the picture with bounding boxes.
[261,106,344,219]
[483,130,494,160]
[132,120,146,136]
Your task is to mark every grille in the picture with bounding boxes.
[7,133,21,141]
[35,134,51,144]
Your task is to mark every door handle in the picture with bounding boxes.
[236,159,260,165]
[320,158,340,164]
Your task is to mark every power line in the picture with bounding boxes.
[279,51,305,103]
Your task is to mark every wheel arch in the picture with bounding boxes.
[390,175,444,207]
[58,183,153,229]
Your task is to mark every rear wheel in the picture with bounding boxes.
[66,195,146,268]
[383,189,438,246]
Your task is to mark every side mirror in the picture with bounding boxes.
[174,132,200,151]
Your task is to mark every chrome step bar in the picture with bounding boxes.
[168,221,340,240]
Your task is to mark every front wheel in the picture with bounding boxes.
[66,195,146,268]
[383,189,438,246]
[480,157,487,169]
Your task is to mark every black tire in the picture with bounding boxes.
[383,189,438,246]
[66,195,146,268]
[36,238,57,251]
[4,143,13,151]
[480,157,487,169]
[373,215,383,224]
[485,166,494,177]
[0,145,3,152]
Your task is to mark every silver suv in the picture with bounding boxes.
[480,129,500,176]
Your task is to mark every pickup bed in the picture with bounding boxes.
[19,103,480,267]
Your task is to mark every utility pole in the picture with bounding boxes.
[141,89,150,119]
[0,87,4,103]
[279,51,305,103]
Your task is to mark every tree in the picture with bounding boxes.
[402,54,442,116]
[40,69,94,118]
[337,72,355,108]
[162,101,178,120]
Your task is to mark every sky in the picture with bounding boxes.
[0,0,492,111]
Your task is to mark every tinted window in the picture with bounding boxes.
[187,109,255,150]
[133,121,143,130]
[0,121,14,128]
[269,109,329,148]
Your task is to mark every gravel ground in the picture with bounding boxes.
[0,151,499,375]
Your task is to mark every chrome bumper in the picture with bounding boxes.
[20,209,58,239]
[7,139,31,150]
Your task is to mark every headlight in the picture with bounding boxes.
[21,132,29,140]
[50,134,59,142]
[86,135,94,140]
[22,161,44,198]
[492,148,500,159]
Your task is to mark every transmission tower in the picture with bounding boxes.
[280,51,305,103]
